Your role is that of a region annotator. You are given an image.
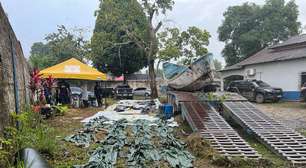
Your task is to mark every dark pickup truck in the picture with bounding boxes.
[115,84,133,99]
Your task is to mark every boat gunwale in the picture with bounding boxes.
[164,54,213,82]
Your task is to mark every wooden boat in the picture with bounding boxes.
[163,53,216,91]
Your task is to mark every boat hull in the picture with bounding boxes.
[164,54,216,91]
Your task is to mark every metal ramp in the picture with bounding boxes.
[223,101,306,165]
[181,101,261,158]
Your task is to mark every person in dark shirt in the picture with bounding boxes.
[58,80,71,105]
[43,83,51,104]
[94,82,102,107]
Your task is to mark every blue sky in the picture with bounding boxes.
[1,0,306,65]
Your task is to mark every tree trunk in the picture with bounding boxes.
[147,19,159,99]
[149,59,158,98]
[155,59,165,81]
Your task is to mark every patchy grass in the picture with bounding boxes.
[159,96,168,104]
[298,129,306,137]
[185,133,216,159]
[174,116,221,168]
[174,115,193,134]
[175,119,282,168]
[1,109,60,167]
[231,124,289,168]
[240,133,288,167]
[46,107,105,167]
[43,98,291,168]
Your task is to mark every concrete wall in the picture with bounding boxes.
[246,58,306,100]
[220,58,306,101]
[99,80,164,90]
[67,79,165,93]
[0,3,30,131]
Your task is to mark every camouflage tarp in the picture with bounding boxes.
[71,118,194,168]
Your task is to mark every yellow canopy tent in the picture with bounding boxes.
[40,58,107,80]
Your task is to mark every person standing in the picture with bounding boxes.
[43,83,51,104]
[58,80,71,105]
[94,82,102,107]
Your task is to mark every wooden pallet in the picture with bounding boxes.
[181,101,261,159]
[223,101,306,165]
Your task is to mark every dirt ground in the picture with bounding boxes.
[47,107,105,167]
[47,104,222,167]
[256,101,306,130]
[45,100,292,168]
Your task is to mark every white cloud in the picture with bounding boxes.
[1,0,305,66]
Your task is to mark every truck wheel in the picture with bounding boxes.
[145,93,149,97]
[255,94,265,103]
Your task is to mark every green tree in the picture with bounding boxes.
[158,28,181,64]
[29,42,54,70]
[92,0,175,98]
[29,25,89,69]
[91,0,148,82]
[136,0,175,98]
[213,59,222,71]
[158,26,210,66]
[46,25,89,63]
[218,0,301,66]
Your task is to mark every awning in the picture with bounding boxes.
[115,76,124,81]
[40,58,107,80]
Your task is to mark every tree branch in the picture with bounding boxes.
[149,2,157,22]
[113,41,133,46]
[155,21,162,33]
[105,41,133,46]
[125,29,146,50]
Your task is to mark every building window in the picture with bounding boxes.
[301,72,306,87]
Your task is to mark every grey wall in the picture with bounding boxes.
[221,58,306,92]
[0,2,30,132]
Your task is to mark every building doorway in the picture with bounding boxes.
[301,72,306,87]
[223,75,244,90]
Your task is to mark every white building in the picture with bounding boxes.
[220,34,306,101]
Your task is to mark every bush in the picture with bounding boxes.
[0,128,17,166]
[53,105,68,116]
[12,110,58,156]
[17,124,57,156]
[0,108,58,167]
[212,156,274,168]
[186,133,215,159]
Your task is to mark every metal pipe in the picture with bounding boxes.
[9,32,20,128]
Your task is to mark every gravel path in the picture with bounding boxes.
[256,102,306,130]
